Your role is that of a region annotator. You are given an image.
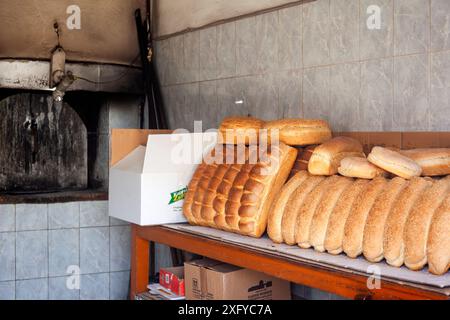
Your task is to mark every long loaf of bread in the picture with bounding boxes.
[383,177,433,267]
[362,177,408,262]
[427,194,450,275]
[401,148,450,177]
[267,171,309,243]
[404,177,450,270]
[343,177,387,258]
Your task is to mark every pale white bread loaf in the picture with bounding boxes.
[295,176,342,248]
[280,175,325,245]
[427,194,450,275]
[383,177,433,267]
[362,177,408,262]
[368,146,422,179]
[267,170,309,243]
[338,157,388,179]
[238,143,298,237]
[404,176,450,271]
[309,176,354,252]
[308,137,365,176]
[343,177,387,258]
[324,179,370,255]
[400,148,450,177]
[219,117,265,145]
[263,119,332,146]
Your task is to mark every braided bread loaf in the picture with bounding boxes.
[183,143,297,238]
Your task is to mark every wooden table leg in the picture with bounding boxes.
[130,225,150,300]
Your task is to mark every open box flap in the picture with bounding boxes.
[111,145,146,173]
[143,132,218,173]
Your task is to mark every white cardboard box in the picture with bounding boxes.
[109,132,217,225]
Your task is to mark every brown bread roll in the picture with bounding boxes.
[338,157,387,179]
[343,177,387,258]
[368,146,422,179]
[183,162,207,225]
[308,137,365,176]
[404,177,450,271]
[309,176,354,252]
[263,119,332,146]
[383,177,433,267]
[267,170,309,243]
[219,117,265,145]
[427,194,450,275]
[295,176,342,248]
[324,179,370,255]
[362,177,408,262]
[281,175,325,245]
[400,148,450,176]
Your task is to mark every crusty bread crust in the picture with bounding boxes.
[427,194,450,275]
[308,137,365,176]
[404,176,450,270]
[267,171,309,243]
[362,177,408,262]
[368,146,422,179]
[263,119,332,146]
[338,157,387,179]
[343,177,387,258]
[383,177,433,267]
[401,148,450,177]
[219,117,265,145]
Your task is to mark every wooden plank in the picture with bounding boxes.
[130,224,150,300]
[135,226,448,300]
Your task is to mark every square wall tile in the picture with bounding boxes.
[278,70,303,118]
[48,202,79,229]
[0,281,15,300]
[217,22,236,78]
[247,74,280,120]
[430,51,450,131]
[199,27,218,81]
[182,31,200,83]
[15,204,47,231]
[303,66,331,122]
[16,230,48,280]
[394,0,430,55]
[330,0,359,63]
[236,16,257,76]
[278,5,302,70]
[0,205,15,232]
[49,229,79,277]
[49,276,80,300]
[255,11,279,74]
[80,227,109,274]
[110,226,131,272]
[80,273,109,300]
[0,233,15,281]
[16,278,48,300]
[360,0,394,60]
[199,80,219,129]
[110,271,130,300]
[169,35,185,85]
[154,40,171,86]
[303,0,330,67]
[109,217,129,226]
[80,201,109,227]
[431,0,450,51]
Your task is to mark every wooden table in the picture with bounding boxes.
[130,225,449,300]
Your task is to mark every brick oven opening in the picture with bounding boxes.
[0,90,105,194]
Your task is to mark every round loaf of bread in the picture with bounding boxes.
[383,177,433,267]
[400,148,450,177]
[362,177,408,263]
[404,177,450,271]
[338,157,387,179]
[343,177,387,258]
[308,137,365,176]
[427,194,450,275]
[267,170,309,243]
[367,146,422,179]
[324,179,370,255]
[219,117,265,145]
[263,119,332,146]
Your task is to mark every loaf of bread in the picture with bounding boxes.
[263,119,332,146]
[308,137,365,176]
[368,147,422,179]
[338,157,387,179]
[400,148,450,176]
[404,177,450,271]
[184,162,207,225]
[295,176,342,248]
[427,194,450,275]
[362,177,408,262]
[219,117,265,145]
[383,177,433,267]
[281,175,325,245]
[267,170,309,243]
[324,179,369,255]
[343,177,387,258]
[309,177,353,252]
[288,146,317,180]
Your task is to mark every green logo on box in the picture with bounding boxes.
[169,187,188,205]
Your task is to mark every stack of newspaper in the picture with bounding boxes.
[135,283,185,300]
